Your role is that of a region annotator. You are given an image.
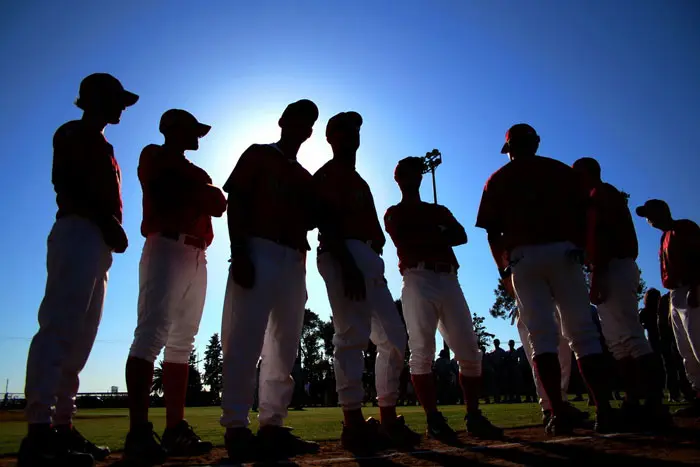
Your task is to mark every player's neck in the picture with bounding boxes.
[162,141,186,156]
[276,139,302,160]
[332,151,356,169]
[401,192,421,204]
[81,112,108,133]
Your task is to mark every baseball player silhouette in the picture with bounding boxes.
[20,73,138,467]
[123,109,225,464]
[636,199,700,418]
[384,156,503,442]
[573,157,670,430]
[314,112,413,453]
[476,124,613,435]
[220,100,320,462]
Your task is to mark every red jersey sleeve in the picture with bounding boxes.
[223,145,262,239]
[475,176,504,233]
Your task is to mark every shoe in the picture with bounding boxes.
[465,410,503,439]
[18,428,95,467]
[225,427,258,463]
[673,403,700,418]
[562,402,590,426]
[379,415,421,448]
[123,422,168,466]
[641,404,674,431]
[55,425,110,461]
[426,412,458,443]
[161,420,213,456]
[594,409,618,434]
[545,415,574,436]
[257,425,319,458]
[542,410,552,427]
[340,417,384,455]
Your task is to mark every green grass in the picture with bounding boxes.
[0,402,581,456]
[0,399,689,456]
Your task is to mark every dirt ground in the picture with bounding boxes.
[2,418,698,466]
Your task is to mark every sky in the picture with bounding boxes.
[0,1,698,394]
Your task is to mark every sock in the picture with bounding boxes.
[616,356,640,404]
[411,373,438,416]
[577,353,612,412]
[163,361,189,429]
[126,356,154,431]
[379,406,397,425]
[459,373,481,414]
[635,353,664,408]
[532,353,565,416]
[343,408,365,427]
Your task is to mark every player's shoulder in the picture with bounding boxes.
[53,120,86,145]
[139,143,163,159]
[675,219,700,233]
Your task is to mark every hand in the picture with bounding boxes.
[589,271,608,305]
[102,216,128,253]
[687,286,699,308]
[231,252,255,289]
[341,261,366,301]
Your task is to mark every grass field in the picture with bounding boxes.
[0,401,595,456]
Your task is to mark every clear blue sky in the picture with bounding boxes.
[1,1,698,394]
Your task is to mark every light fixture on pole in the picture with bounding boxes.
[421,149,442,205]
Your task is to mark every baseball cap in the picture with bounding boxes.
[394,156,424,180]
[326,111,363,138]
[159,109,211,137]
[279,99,319,128]
[635,199,671,219]
[77,73,139,108]
[500,123,539,154]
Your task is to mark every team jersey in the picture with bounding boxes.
[384,201,459,273]
[52,120,123,224]
[313,159,385,253]
[475,155,587,252]
[223,143,314,252]
[139,144,226,247]
[659,219,700,289]
[585,182,638,268]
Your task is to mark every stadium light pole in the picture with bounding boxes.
[420,150,450,355]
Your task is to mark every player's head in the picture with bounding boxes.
[439,349,450,359]
[159,109,211,151]
[508,339,515,349]
[500,123,540,161]
[572,157,602,190]
[75,73,138,124]
[493,339,501,348]
[326,111,362,157]
[279,99,319,146]
[636,199,673,231]
[394,157,424,193]
[644,288,661,308]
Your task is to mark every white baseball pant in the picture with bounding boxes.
[515,311,571,412]
[129,235,207,365]
[25,216,112,425]
[511,241,602,358]
[595,258,652,361]
[670,285,700,391]
[318,240,407,410]
[220,238,307,428]
[401,268,481,377]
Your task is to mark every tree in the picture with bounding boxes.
[300,309,323,373]
[473,313,495,349]
[203,333,223,397]
[187,349,204,404]
[151,360,164,396]
[319,318,335,363]
[489,278,517,320]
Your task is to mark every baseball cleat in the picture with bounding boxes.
[161,420,213,456]
[545,415,574,436]
[257,425,319,458]
[426,412,458,443]
[18,429,95,467]
[465,410,503,439]
[340,417,384,455]
[123,422,167,466]
[55,425,110,461]
[379,415,421,448]
[224,427,258,463]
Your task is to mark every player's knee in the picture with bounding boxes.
[129,335,166,363]
[628,338,653,359]
[458,360,482,377]
[163,344,192,365]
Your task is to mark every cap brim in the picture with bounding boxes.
[500,142,509,154]
[121,90,139,107]
[197,123,211,138]
[635,206,648,217]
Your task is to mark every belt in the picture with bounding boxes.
[405,261,457,274]
[160,231,207,250]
